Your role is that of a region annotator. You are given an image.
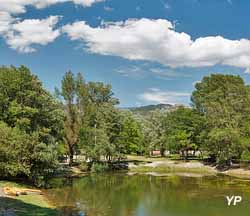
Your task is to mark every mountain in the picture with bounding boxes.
[121,104,179,115]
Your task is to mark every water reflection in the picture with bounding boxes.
[46,173,250,216]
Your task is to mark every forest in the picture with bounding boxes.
[1,65,250,185]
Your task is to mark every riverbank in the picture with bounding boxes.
[2,156,250,215]
[127,155,250,179]
[0,181,58,216]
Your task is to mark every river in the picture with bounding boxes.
[46,173,250,216]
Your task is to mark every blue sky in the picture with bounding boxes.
[1,0,250,107]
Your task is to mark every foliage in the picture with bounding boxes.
[118,111,144,155]
[3,64,250,180]
[163,107,205,159]
[241,150,250,161]
[79,161,89,172]
[59,71,136,163]
[128,104,173,116]
[0,66,63,184]
[192,74,250,165]
[59,71,85,165]
[91,163,109,173]
[138,110,167,156]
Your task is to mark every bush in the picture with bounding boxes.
[241,150,250,161]
[79,162,89,172]
[0,121,59,186]
[91,163,109,173]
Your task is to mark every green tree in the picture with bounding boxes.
[147,110,168,157]
[62,73,121,163]
[163,107,204,159]
[192,74,250,165]
[0,65,63,184]
[60,71,86,165]
[118,111,144,155]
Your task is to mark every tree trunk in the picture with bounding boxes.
[160,148,165,157]
[69,145,74,166]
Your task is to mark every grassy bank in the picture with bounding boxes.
[0,181,58,216]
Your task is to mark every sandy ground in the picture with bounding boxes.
[128,157,250,179]
[0,187,5,197]
[0,188,16,216]
[0,187,16,216]
[129,160,216,170]
[223,168,250,178]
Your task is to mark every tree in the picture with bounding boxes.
[0,65,63,184]
[60,71,87,165]
[117,111,144,155]
[60,71,121,163]
[163,107,204,159]
[143,110,168,156]
[135,115,156,156]
[192,74,250,165]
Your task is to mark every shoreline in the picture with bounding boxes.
[1,157,250,215]
[126,155,250,179]
[0,181,57,216]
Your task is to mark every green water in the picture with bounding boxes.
[46,173,250,216]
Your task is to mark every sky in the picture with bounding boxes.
[1,0,250,107]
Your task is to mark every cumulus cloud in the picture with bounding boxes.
[62,18,250,70]
[139,88,190,105]
[244,68,250,74]
[0,12,14,34]
[0,0,104,52]
[2,16,61,53]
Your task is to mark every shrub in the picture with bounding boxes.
[241,150,250,161]
[79,162,89,172]
[91,163,109,173]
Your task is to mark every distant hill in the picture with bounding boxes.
[121,104,179,115]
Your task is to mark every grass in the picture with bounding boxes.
[0,197,58,216]
[126,155,169,162]
[0,180,30,189]
[0,181,59,216]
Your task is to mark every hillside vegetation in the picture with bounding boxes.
[1,66,250,186]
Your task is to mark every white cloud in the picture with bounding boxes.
[72,0,104,7]
[2,16,61,53]
[0,0,104,52]
[62,18,250,70]
[244,68,250,74]
[139,88,190,105]
[0,0,104,14]
[0,12,14,34]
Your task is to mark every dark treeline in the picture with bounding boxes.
[1,65,250,185]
